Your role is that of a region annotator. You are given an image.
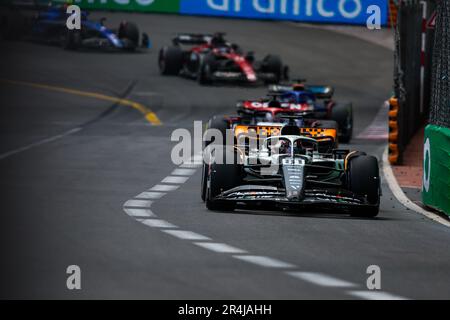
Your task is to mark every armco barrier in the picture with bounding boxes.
[75,0,180,13]
[422,125,450,216]
[180,0,388,25]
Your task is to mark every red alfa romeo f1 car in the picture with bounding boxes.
[158,32,289,85]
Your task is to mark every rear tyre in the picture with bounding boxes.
[263,54,283,84]
[2,11,26,40]
[204,115,231,148]
[118,21,139,50]
[331,103,353,143]
[315,120,338,130]
[348,155,380,218]
[63,30,81,50]
[159,46,183,75]
[205,146,242,211]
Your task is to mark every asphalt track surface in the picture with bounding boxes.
[1,12,450,299]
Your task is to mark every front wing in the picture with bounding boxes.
[212,185,377,212]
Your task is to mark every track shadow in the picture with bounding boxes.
[207,206,392,221]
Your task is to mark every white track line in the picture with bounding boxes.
[162,230,211,241]
[139,219,178,229]
[135,191,166,200]
[172,168,197,176]
[194,242,247,254]
[382,148,450,227]
[150,184,179,192]
[161,176,190,184]
[233,255,296,269]
[0,127,82,161]
[123,199,153,208]
[348,290,407,300]
[287,271,357,288]
[123,207,156,218]
[180,163,202,168]
[181,162,202,167]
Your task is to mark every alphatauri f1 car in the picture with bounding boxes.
[1,1,149,51]
[158,32,289,85]
[236,80,353,142]
[201,121,380,217]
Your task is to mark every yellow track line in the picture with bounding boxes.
[0,79,162,125]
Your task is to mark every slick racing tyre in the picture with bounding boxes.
[201,162,208,202]
[331,103,353,143]
[205,146,242,211]
[347,155,380,218]
[315,120,339,130]
[202,115,231,201]
[197,55,214,85]
[159,46,183,75]
[118,21,139,50]
[63,30,81,50]
[263,54,283,84]
[1,10,26,40]
[204,115,231,148]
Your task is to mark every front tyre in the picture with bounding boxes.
[205,146,242,211]
[201,162,208,202]
[348,155,380,218]
[197,59,213,85]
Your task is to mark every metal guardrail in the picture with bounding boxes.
[392,0,437,164]
[430,0,450,129]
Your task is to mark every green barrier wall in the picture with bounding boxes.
[75,0,180,13]
[422,124,450,216]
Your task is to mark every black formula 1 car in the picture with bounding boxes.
[1,1,149,51]
[233,80,353,142]
[158,32,289,85]
[201,121,380,217]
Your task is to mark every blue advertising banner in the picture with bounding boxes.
[180,0,388,26]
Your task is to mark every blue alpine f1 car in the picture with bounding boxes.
[1,1,149,51]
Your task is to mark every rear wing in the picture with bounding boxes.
[173,33,212,46]
[307,85,334,99]
[268,84,335,100]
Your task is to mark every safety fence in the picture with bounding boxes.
[423,0,450,215]
[75,0,389,26]
[391,0,449,215]
[390,0,436,163]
